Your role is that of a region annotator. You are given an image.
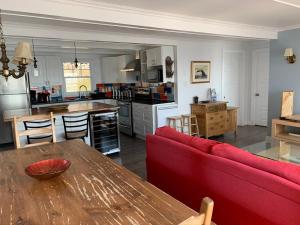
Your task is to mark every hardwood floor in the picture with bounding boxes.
[212,125,267,148]
[110,134,147,179]
[0,125,267,180]
[110,125,267,179]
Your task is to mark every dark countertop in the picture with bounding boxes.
[32,97,175,106]
[31,98,105,106]
[132,99,175,105]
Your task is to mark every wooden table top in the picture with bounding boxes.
[3,102,119,122]
[0,140,196,225]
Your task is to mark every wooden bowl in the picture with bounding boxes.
[25,159,71,180]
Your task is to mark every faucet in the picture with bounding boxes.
[79,85,88,99]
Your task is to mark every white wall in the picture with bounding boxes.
[25,52,102,96]
[175,39,269,125]
[5,19,269,125]
[101,55,138,83]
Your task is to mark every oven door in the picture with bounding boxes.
[117,101,133,136]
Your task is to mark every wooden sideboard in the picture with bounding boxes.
[191,101,238,138]
[272,118,300,144]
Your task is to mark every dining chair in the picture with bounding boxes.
[13,112,56,149]
[62,113,89,142]
[23,118,56,145]
[179,197,215,225]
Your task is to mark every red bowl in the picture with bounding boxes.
[25,159,71,180]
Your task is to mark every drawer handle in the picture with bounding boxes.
[210,117,214,120]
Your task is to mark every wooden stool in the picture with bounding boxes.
[167,116,183,132]
[182,114,200,136]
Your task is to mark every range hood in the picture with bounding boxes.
[120,51,141,72]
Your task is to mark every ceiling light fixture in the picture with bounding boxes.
[0,9,33,81]
[74,42,79,69]
[273,0,300,8]
[32,39,39,77]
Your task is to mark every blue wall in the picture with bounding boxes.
[268,28,300,131]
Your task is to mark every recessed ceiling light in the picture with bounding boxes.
[273,0,300,8]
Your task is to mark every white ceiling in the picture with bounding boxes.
[91,0,300,28]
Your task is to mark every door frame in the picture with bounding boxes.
[250,48,269,126]
[221,50,246,126]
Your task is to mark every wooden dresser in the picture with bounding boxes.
[191,101,238,138]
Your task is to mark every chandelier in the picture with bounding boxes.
[0,9,33,81]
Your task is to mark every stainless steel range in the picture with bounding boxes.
[117,99,133,136]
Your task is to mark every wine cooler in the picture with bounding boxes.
[89,111,120,155]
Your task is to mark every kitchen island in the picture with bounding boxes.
[3,102,119,122]
[3,102,120,155]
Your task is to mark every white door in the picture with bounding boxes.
[222,51,244,125]
[252,48,269,126]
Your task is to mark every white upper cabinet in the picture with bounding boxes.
[28,55,63,87]
[27,56,47,87]
[146,47,162,67]
[45,56,64,85]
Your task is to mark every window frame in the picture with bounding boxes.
[62,62,92,93]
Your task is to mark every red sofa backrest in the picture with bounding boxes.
[212,143,300,186]
[155,126,220,153]
[146,131,300,225]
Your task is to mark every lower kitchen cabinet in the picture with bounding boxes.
[132,102,156,139]
[132,102,178,139]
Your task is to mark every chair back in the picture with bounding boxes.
[179,197,215,225]
[13,112,56,149]
[23,118,55,145]
[62,113,89,141]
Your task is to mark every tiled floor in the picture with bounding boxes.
[110,125,268,179]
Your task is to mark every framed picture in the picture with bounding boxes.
[191,61,211,83]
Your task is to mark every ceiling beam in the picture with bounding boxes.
[1,0,278,39]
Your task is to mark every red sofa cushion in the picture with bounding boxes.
[155,126,193,145]
[155,126,219,153]
[189,136,221,153]
[212,143,300,186]
[147,134,300,225]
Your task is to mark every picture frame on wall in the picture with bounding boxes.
[191,61,211,83]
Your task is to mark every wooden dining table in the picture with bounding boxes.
[0,140,197,225]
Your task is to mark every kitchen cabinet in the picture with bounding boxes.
[146,47,162,67]
[132,102,156,139]
[28,56,63,87]
[45,56,64,85]
[27,56,47,87]
[146,46,175,83]
[132,102,178,139]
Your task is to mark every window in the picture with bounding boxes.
[63,62,92,92]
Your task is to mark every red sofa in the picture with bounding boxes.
[146,126,300,225]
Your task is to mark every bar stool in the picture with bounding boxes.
[24,118,56,145]
[182,114,200,136]
[167,116,183,132]
[62,113,89,143]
